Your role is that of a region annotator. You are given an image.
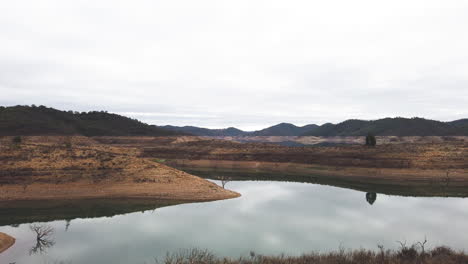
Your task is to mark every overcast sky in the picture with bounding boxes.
[1,1,467,130]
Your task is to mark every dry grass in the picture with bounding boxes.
[0,136,240,201]
[156,246,468,264]
[0,232,15,253]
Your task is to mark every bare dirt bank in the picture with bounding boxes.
[0,174,240,202]
[89,136,468,196]
[166,159,468,180]
[168,159,468,197]
[0,232,15,253]
[0,137,239,202]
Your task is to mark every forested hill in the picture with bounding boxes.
[2,105,467,136]
[0,105,181,136]
[302,118,468,136]
[162,118,468,136]
[159,125,246,136]
[251,123,319,136]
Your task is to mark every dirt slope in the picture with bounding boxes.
[0,232,15,253]
[0,136,239,201]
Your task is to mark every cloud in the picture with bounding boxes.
[0,0,467,129]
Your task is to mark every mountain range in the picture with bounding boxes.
[1,105,467,136]
[0,105,180,136]
[161,118,468,136]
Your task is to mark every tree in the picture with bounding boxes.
[365,133,376,146]
[12,136,22,144]
[219,176,231,189]
[29,224,55,255]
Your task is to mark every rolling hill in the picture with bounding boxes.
[303,118,468,136]
[159,125,246,136]
[0,105,181,136]
[161,118,468,136]
[1,105,467,136]
[250,123,319,136]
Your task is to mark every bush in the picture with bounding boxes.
[365,133,376,146]
[13,136,22,145]
[64,137,72,149]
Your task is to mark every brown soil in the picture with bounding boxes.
[0,232,15,253]
[208,135,468,145]
[167,159,468,196]
[166,159,468,179]
[89,136,468,190]
[97,136,467,170]
[0,137,239,201]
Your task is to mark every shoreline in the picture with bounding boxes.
[167,159,468,179]
[166,159,468,197]
[0,140,240,203]
[0,232,15,254]
[0,180,240,202]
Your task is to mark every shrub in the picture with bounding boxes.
[365,133,376,146]
[12,136,22,144]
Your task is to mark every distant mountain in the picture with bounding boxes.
[159,125,247,136]
[2,105,466,137]
[160,123,320,137]
[449,118,468,128]
[251,123,319,136]
[161,118,468,136]
[0,105,181,136]
[302,118,468,136]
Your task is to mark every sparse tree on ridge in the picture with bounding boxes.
[365,133,376,146]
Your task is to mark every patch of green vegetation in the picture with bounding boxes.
[153,158,166,163]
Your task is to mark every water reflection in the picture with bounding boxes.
[0,199,183,226]
[65,219,72,232]
[29,224,55,255]
[187,168,468,198]
[366,192,377,205]
[1,180,468,264]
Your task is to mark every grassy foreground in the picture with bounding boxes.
[155,246,468,264]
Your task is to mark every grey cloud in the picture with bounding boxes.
[0,0,467,130]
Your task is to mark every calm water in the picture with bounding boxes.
[2,180,468,264]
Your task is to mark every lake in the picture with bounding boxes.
[1,177,468,264]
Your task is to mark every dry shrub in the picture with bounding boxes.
[156,245,468,264]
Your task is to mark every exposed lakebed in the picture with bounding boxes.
[1,175,468,264]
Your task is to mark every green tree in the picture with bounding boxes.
[365,133,376,146]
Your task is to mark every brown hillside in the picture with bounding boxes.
[0,136,239,201]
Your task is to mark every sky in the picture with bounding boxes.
[1,0,467,130]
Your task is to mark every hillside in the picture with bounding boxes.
[303,118,468,136]
[161,118,468,136]
[159,125,246,136]
[2,105,467,136]
[0,136,239,201]
[0,105,181,136]
[160,123,320,136]
[251,123,319,136]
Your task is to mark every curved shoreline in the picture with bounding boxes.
[0,179,240,202]
[0,142,240,202]
[167,159,468,179]
[167,159,468,197]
